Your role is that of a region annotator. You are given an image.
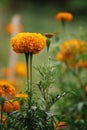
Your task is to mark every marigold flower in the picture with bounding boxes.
[11,32,46,54]
[0,80,16,98]
[6,23,23,34]
[60,39,86,54]
[12,100,20,111]
[55,121,68,129]
[56,39,86,63]
[15,93,28,99]
[14,62,27,77]
[55,12,73,21]
[2,100,20,113]
[3,101,14,113]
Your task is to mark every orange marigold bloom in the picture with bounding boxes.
[15,93,28,99]
[6,23,23,34]
[14,62,27,77]
[11,32,46,54]
[0,80,16,98]
[56,39,86,63]
[12,101,20,111]
[60,39,86,55]
[55,12,73,21]
[55,121,68,129]
[3,101,13,113]
[2,100,20,113]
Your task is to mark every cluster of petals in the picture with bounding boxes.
[11,32,46,54]
[0,80,16,98]
[56,39,86,62]
[55,12,73,21]
[0,100,20,113]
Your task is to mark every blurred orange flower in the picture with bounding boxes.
[2,100,20,113]
[78,61,87,68]
[3,101,13,113]
[14,62,27,77]
[55,12,73,21]
[0,80,16,98]
[12,100,20,111]
[6,23,23,34]
[56,52,64,61]
[56,39,86,64]
[84,85,87,92]
[55,121,68,129]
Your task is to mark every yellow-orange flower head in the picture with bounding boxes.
[56,39,86,63]
[11,32,46,54]
[55,12,73,21]
[0,80,16,98]
[2,100,20,113]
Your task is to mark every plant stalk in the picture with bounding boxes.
[25,53,30,92]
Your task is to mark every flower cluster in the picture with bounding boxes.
[0,100,20,113]
[56,39,86,63]
[11,32,46,54]
[0,80,16,98]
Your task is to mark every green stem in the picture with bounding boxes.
[29,53,33,106]
[46,39,51,54]
[45,87,48,111]
[25,53,30,92]
[61,20,67,39]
